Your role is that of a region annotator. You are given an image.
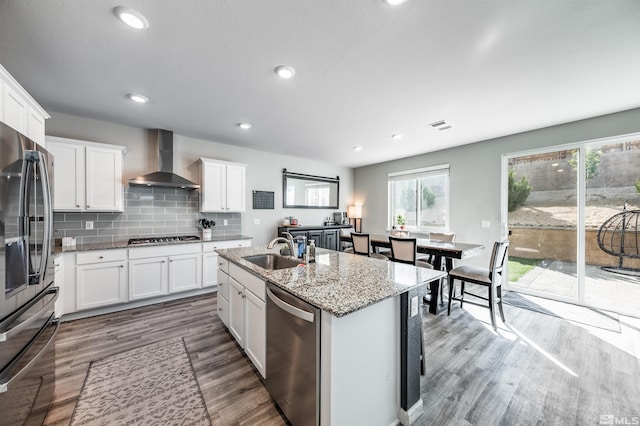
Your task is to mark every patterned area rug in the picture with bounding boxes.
[71,337,211,426]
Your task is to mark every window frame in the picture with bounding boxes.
[387,164,450,232]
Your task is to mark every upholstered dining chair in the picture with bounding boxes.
[388,237,433,268]
[339,227,355,251]
[447,240,509,331]
[345,233,388,260]
[419,232,456,303]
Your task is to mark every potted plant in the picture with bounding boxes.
[396,214,406,230]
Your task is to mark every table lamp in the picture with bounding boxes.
[347,205,363,232]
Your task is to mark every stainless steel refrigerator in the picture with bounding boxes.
[0,121,59,425]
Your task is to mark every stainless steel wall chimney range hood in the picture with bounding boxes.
[129,129,200,190]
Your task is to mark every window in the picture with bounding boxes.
[388,164,450,231]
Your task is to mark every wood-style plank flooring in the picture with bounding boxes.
[44,292,640,425]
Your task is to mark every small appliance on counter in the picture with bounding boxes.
[333,211,348,225]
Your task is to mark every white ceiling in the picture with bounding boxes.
[1,1,639,168]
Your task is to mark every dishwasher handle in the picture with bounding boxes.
[267,288,315,323]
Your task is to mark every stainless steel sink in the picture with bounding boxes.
[243,254,302,270]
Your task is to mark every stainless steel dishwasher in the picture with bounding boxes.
[266,282,320,426]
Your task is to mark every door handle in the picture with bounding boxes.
[267,288,315,323]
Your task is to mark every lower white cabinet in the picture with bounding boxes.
[76,249,128,311]
[218,259,266,378]
[129,257,168,300]
[169,253,202,293]
[129,245,202,300]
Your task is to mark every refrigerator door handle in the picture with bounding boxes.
[37,151,53,284]
[0,286,59,343]
[0,316,60,394]
[266,288,315,323]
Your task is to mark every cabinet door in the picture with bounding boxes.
[3,84,27,134]
[225,163,246,212]
[85,146,123,211]
[323,230,339,251]
[47,141,85,211]
[76,261,127,310]
[129,257,168,300]
[244,289,266,378]
[201,161,226,212]
[27,107,45,145]
[202,252,219,288]
[308,230,323,246]
[169,253,202,293]
[218,293,230,328]
[228,278,245,347]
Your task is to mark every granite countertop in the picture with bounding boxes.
[54,234,253,254]
[216,246,445,318]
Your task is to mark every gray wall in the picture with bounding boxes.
[46,112,354,246]
[353,107,640,266]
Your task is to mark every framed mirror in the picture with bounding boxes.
[282,169,339,209]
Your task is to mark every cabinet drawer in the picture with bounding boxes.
[77,249,127,265]
[217,293,229,328]
[205,239,252,251]
[229,262,266,302]
[217,257,229,274]
[129,243,201,259]
[217,270,229,299]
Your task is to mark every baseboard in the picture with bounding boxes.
[398,398,424,425]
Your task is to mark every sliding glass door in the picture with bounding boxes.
[505,148,579,301]
[503,134,640,317]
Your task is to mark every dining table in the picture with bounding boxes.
[340,233,485,314]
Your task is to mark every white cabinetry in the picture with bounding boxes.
[128,244,202,301]
[46,136,125,212]
[220,260,266,378]
[200,158,246,212]
[76,250,128,311]
[0,65,49,144]
[216,258,230,327]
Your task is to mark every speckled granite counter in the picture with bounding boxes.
[216,245,445,317]
[54,234,253,254]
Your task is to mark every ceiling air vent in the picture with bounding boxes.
[430,120,452,130]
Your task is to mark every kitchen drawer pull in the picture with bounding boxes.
[99,256,104,259]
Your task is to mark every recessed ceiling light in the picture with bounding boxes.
[114,6,149,30]
[274,65,296,79]
[552,163,559,167]
[385,0,407,5]
[353,146,363,151]
[127,93,148,103]
[237,122,252,130]
[391,133,404,140]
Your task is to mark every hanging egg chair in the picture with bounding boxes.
[597,207,640,276]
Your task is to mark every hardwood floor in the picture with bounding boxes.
[44,292,640,425]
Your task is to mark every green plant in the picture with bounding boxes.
[508,257,541,282]
[396,214,406,226]
[508,169,532,212]
[569,149,601,181]
[635,179,640,194]
[422,186,436,208]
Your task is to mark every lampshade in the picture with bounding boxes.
[347,205,362,219]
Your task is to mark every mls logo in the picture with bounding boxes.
[601,415,614,425]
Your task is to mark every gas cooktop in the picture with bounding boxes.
[127,235,201,246]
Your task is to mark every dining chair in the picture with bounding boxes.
[447,240,509,331]
[419,232,456,304]
[345,233,388,260]
[339,227,355,251]
[388,237,433,268]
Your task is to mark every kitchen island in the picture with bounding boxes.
[216,246,445,426]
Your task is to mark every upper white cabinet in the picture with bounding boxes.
[46,136,125,212]
[0,64,49,145]
[200,158,246,212]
